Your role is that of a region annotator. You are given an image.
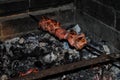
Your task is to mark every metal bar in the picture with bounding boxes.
[84,47,100,56]
[85,45,120,69]
[85,44,120,62]
[86,44,105,54]
[85,44,120,61]
[11,53,120,80]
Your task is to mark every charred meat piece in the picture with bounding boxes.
[39,17,87,50]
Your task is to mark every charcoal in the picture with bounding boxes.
[49,36,56,41]
[43,52,57,63]
[117,72,120,79]
[0,30,119,80]
[102,44,110,54]
[39,42,47,47]
[63,42,70,50]
[43,33,51,39]
[34,61,43,68]
[1,74,8,80]
[64,52,70,63]
[18,37,25,44]
[72,24,81,34]
[63,77,72,80]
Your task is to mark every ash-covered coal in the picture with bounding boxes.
[0,31,80,78]
[0,25,119,80]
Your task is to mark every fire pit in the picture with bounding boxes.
[0,0,120,80]
[0,18,120,80]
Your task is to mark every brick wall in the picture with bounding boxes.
[0,3,74,40]
[76,0,120,50]
[1,0,120,50]
[0,0,73,16]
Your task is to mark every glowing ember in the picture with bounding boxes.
[19,68,39,77]
[39,17,87,50]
